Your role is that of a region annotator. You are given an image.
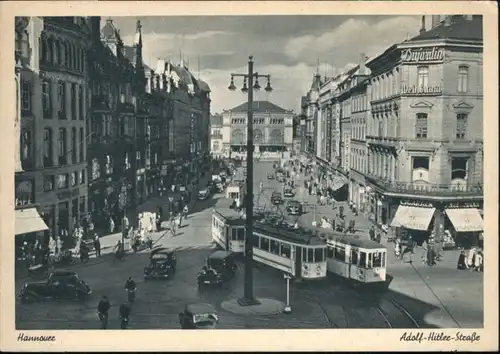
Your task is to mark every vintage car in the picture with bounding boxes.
[197,251,237,286]
[197,188,211,201]
[144,248,177,280]
[178,303,219,329]
[267,172,275,180]
[271,191,284,205]
[18,270,92,304]
[285,200,303,215]
[283,187,295,198]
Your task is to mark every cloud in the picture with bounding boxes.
[284,16,421,65]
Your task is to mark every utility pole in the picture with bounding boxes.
[228,56,273,306]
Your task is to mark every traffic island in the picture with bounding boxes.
[221,298,285,316]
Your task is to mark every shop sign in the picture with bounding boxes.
[402,85,442,95]
[400,46,444,63]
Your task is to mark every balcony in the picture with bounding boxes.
[91,94,110,111]
[366,176,484,200]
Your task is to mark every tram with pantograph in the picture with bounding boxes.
[212,199,247,253]
[253,218,328,280]
[325,233,387,285]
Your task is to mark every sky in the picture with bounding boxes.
[109,15,424,114]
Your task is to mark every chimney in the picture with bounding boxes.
[431,15,441,28]
[465,15,473,21]
[359,53,366,75]
[443,15,452,26]
[420,15,426,34]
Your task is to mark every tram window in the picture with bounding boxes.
[307,248,314,262]
[373,252,383,268]
[326,246,334,259]
[314,248,324,262]
[237,228,245,241]
[231,228,237,240]
[334,246,346,262]
[280,243,291,258]
[270,240,280,255]
[368,253,373,269]
[350,249,358,265]
[260,237,270,252]
[360,251,367,268]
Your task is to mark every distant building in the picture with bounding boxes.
[365,14,483,248]
[222,100,294,155]
[210,114,224,158]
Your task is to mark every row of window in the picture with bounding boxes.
[23,80,86,120]
[91,81,135,107]
[270,118,285,125]
[43,169,86,192]
[327,246,385,269]
[230,227,245,241]
[232,118,246,125]
[351,93,368,113]
[43,127,85,167]
[40,36,86,73]
[351,147,368,173]
[254,235,327,263]
[367,150,397,180]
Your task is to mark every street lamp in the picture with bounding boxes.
[283,272,292,313]
[228,55,273,306]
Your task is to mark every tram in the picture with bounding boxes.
[325,234,387,284]
[211,201,246,254]
[253,219,328,280]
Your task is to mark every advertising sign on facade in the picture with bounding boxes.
[402,85,442,95]
[400,46,445,63]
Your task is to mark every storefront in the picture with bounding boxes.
[443,204,483,248]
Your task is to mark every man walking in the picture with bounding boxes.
[94,234,101,257]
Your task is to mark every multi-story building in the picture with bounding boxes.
[222,101,294,155]
[87,18,144,227]
[16,17,91,242]
[304,74,321,156]
[14,16,50,242]
[152,59,211,187]
[365,15,483,247]
[210,114,224,158]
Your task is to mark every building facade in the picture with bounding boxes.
[16,17,91,242]
[222,101,294,155]
[210,114,224,158]
[365,15,483,247]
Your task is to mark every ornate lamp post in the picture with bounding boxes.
[228,55,272,305]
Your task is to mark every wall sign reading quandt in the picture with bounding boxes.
[402,85,442,95]
[401,47,445,63]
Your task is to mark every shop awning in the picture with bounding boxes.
[445,208,483,232]
[15,207,49,236]
[390,205,436,231]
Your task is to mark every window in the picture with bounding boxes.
[350,249,358,265]
[417,66,429,88]
[20,128,32,169]
[456,113,467,139]
[21,82,31,112]
[43,128,53,167]
[458,66,469,93]
[415,113,428,139]
[42,80,52,118]
[237,228,245,241]
[78,86,84,120]
[57,81,66,118]
[360,252,367,268]
[58,128,67,165]
[334,246,345,262]
[373,252,384,268]
[260,237,270,252]
[91,158,100,180]
[270,240,280,255]
[314,248,324,263]
[105,155,113,175]
[71,83,77,120]
[71,128,77,163]
[281,243,291,258]
[231,228,237,241]
[43,175,54,192]
[78,169,84,185]
[71,171,77,186]
[57,173,69,189]
[79,128,84,162]
[79,196,86,216]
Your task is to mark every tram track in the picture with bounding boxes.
[375,298,420,329]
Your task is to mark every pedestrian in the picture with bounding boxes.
[94,234,101,257]
[457,250,467,270]
[56,235,62,256]
[376,232,381,244]
[109,216,115,235]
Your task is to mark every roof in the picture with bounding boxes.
[151,247,174,255]
[211,114,223,126]
[213,199,246,222]
[253,219,326,246]
[229,101,289,114]
[209,250,233,260]
[326,234,385,250]
[186,303,217,314]
[197,79,211,93]
[101,18,121,42]
[172,64,194,88]
[408,15,482,42]
[310,73,321,91]
[123,45,136,66]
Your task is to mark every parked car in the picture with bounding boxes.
[178,303,219,329]
[283,187,295,198]
[18,270,92,304]
[271,191,284,205]
[144,247,177,280]
[198,188,211,201]
[285,200,303,215]
[197,251,237,287]
[267,172,275,180]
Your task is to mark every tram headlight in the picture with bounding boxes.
[316,264,321,272]
[303,264,308,270]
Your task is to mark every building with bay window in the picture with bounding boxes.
[365,15,483,248]
[15,17,91,244]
